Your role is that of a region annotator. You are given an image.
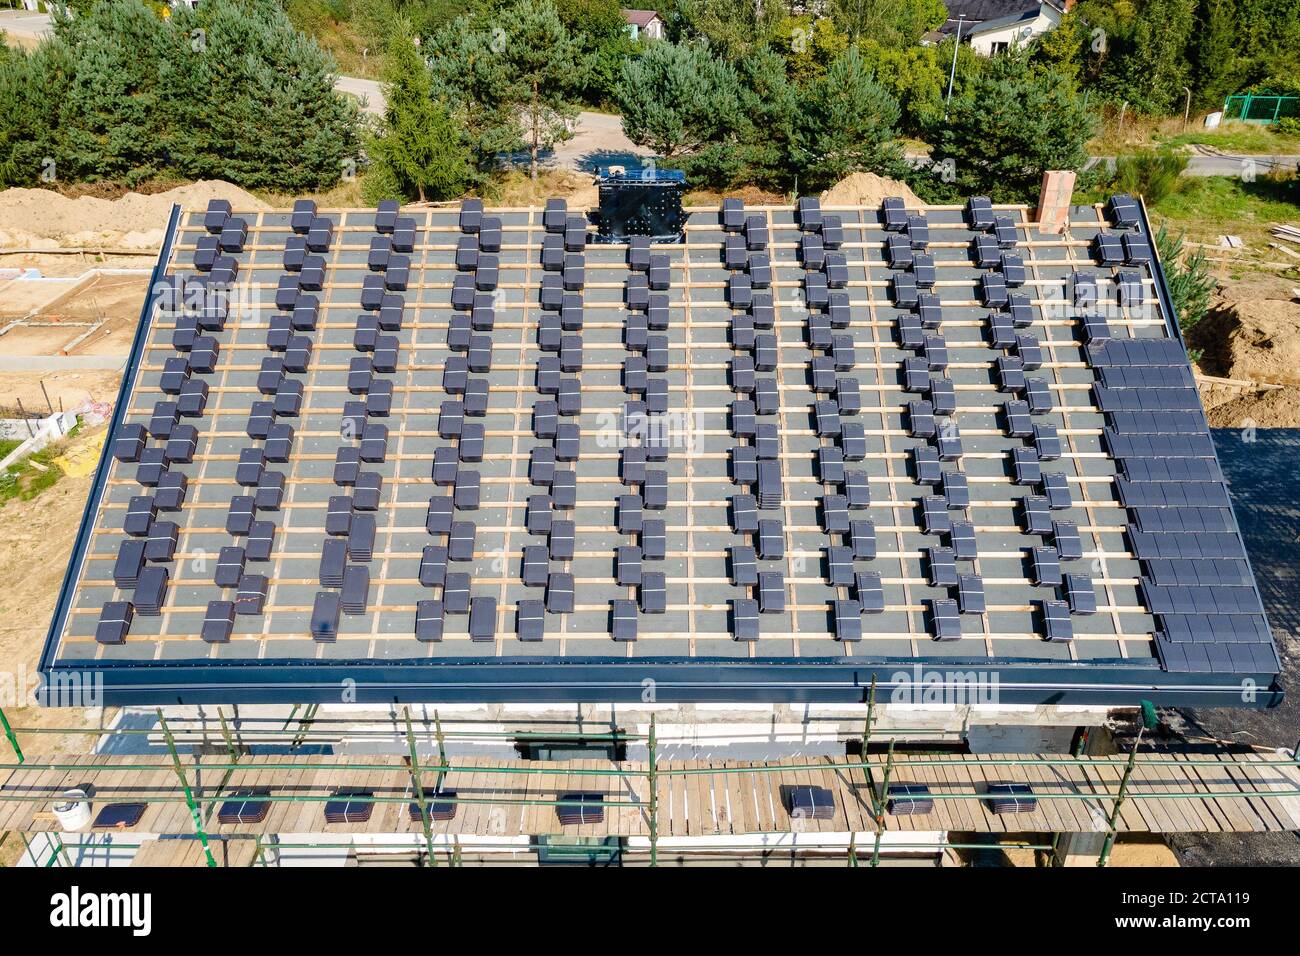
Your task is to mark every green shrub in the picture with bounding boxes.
[1154,224,1214,360]
[1271,116,1300,137]
[1112,149,1189,205]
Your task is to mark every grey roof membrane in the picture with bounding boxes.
[37,193,1280,704]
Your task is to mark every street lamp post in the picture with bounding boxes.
[945,16,966,119]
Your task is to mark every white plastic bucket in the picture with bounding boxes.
[52,789,91,830]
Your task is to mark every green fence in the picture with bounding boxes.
[1223,94,1298,124]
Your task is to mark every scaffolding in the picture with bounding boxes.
[2,698,1298,869]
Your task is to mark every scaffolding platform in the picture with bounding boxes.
[4,750,1298,841]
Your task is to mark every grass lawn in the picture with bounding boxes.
[0,445,65,505]
[1090,116,1300,157]
[1147,173,1300,253]
[1163,123,1300,155]
[0,422,83,507]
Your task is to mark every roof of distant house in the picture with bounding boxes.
[936,0,1064,35]
[621,9,663,28]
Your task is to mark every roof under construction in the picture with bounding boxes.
[36,190,1281,706]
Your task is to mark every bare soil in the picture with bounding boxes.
[0,370,123,416]
[1192,271,1300,385]
[0,252,157,275]
[7,274,150,355]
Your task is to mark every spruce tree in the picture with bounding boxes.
[367,20,469,201]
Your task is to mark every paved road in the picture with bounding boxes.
[545,111,651,172]
[1184,148,1299,176]
[0,9,51,42]
[0,354,127,372]
[335,73,384,115]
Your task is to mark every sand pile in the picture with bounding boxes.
[1192,273,1300,385]
[0,181,267,248]
[820,171,922,208]
[1205,385,1300,428]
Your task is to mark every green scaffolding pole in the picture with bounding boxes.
[202,706,242,827]
[157,710,218,869]
[433,710,448,792]
[647,714,658,868]
[216,706,239,762]
[861,674,877,754]
[870,739,896,868]
[404,707,437,868]
[1097,728,1145,868]
[0,705,23,763]
[290,703,319,751]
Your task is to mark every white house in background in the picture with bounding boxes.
[621,9,665,41]
[925,1,1068,56]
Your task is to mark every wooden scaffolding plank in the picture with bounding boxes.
[1164,755,1227,833]
[1239,752,1300,830]
[1179,756,1252,833]
[1210,753,1282,832]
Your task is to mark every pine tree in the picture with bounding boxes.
[617,41,744,158]
[166,0,361,192]
[53,0,170,184]
[367,20,469,202]
[793,46,907,191]
[928,55,1094,203]
[426,14,527,181]
[493,0,584,181]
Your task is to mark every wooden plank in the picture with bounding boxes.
[1181,756,1251,833]
[1210,753,1280,832]
[963,754,1004,834]
[1081,757,1150,834]
[690,760,709,836]
[286,762,325,833]
[830,758,865,833]
[1148,755,1206,833]
[1231,753,1296,831]
[817,758,848,833]
[1239,752,1300,830]
[932,754,975,833]
[672,762,690,837]
[0,759,61,831]
[1033,756,1092,832]
[735,762,758,833]
[706,761,725,835]
[263,758,308,834]
[1128,758,1181,834]
[1164,755,1225,833]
